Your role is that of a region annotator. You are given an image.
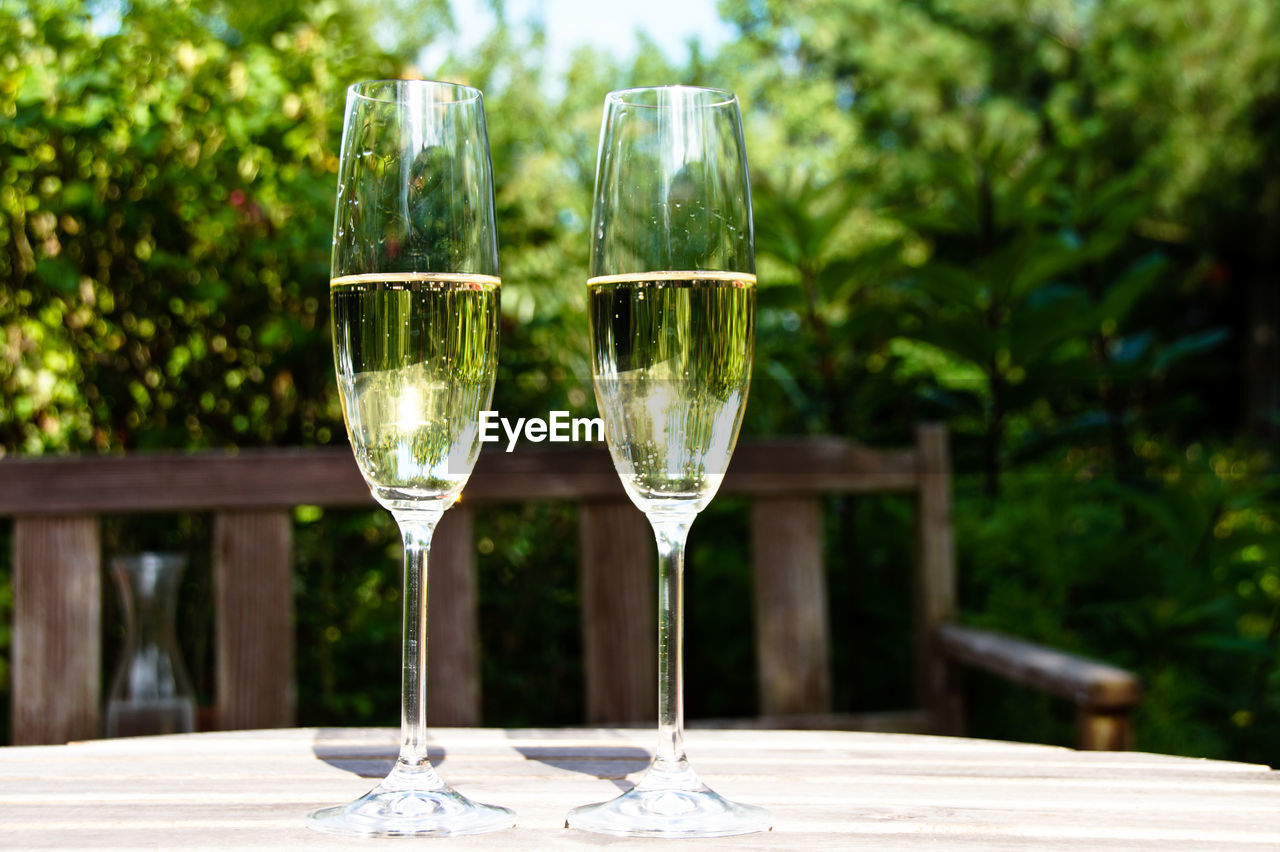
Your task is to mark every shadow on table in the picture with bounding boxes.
[508,729,651,793]
[310,727,423,778]
[307,728,651,792]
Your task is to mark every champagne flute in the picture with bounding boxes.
[567,86,771,837]
[307,79,513,837]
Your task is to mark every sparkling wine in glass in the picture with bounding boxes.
[306,79,513,838]
[566,85,772,837]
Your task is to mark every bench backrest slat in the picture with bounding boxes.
[751,497,830,716]
[214,510,295,731]
[578,500,655,724]
[0,440,921,516]
[12,516,101,745]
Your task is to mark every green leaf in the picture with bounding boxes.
[35,256,79,295]
[908,262,983,306]
[1097,254,1167,325]
[1153,329,1231,374]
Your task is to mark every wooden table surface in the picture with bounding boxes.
[1,727,1278,849]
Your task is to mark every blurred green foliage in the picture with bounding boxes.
[959,444,1280,758]
[0,0,415,452]
[2,0,1280,765]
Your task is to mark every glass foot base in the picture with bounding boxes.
[307,766,514,837]
[566,766,771,838]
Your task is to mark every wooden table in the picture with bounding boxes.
[1,727,1277,849]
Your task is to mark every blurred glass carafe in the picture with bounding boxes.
[105,553,196,738]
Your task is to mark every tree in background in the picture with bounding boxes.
[723,0,1278,489]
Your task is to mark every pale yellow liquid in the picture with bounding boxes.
[331,272,499,509]
[588,271,755,516]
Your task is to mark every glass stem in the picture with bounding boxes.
[393,507,444,772]
[652,516,693,774]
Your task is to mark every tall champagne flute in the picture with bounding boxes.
[307,79,513,837]
[567,86,771,837]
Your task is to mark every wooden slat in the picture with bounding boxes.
[751,497,832,716]
[726,440,918,496]
[11,517,101,745]
[0,439,918,515]
[0,449,370,515]
[425,506,480,727]
[213,511,294,730]
[939,623,1143,710]
[466,448,629,503]
[578,500,654,724]
[913,423,963,736]
[1078,708,1135,751]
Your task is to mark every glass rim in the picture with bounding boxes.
[346,79,483,105]
[605,85,738,109]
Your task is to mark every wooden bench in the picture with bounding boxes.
[0,426,1141,748]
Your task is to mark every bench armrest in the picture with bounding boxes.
[938,623,1142,711]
